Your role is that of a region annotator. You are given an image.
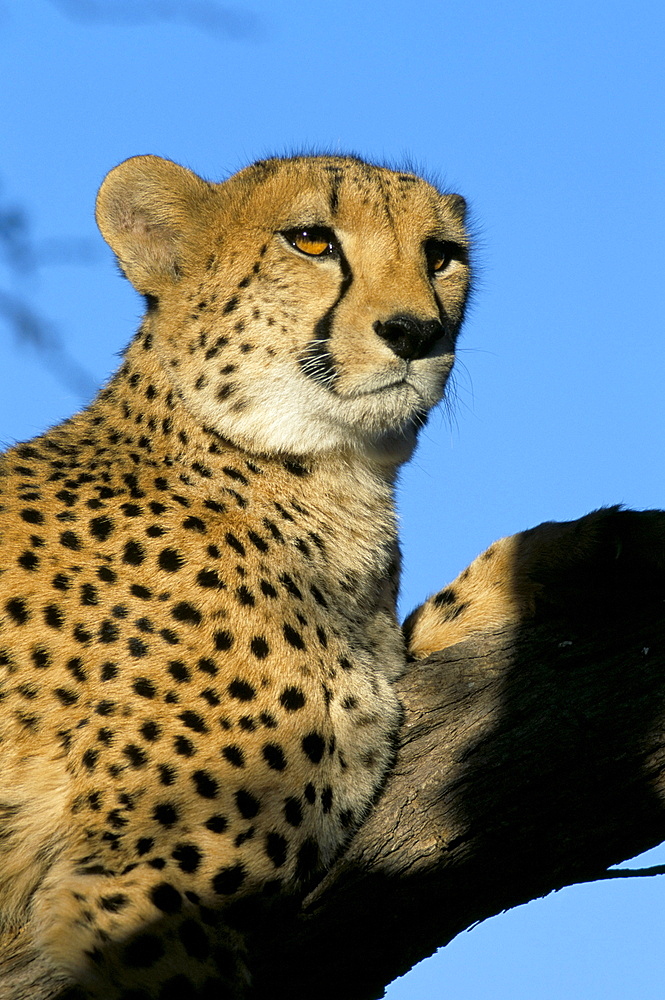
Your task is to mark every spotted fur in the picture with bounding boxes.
[0,154,471,997]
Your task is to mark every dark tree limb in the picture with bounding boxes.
[5,511,665,999]
[248,510,665,998]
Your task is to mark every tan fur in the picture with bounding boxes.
[0,154,471,997]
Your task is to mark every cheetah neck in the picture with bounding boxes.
[62,334,403,620]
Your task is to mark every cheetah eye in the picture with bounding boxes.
[424,238,460,275]
[282,226,337,258]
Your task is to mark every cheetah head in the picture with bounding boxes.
[96,154,471,463]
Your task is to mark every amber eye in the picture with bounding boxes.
[424,238,454,274]
[283,226,336,257]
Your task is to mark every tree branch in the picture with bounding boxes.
[4,512,664,999]
[248,512,665,998]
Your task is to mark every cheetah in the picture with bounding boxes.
[0,153,474,998]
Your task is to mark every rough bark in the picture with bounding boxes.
[6,511,665,999]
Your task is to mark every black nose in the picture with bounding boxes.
[373,314,446,361]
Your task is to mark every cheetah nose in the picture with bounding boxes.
[373,314,446,361]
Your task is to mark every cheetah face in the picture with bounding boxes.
[96,155,471,460]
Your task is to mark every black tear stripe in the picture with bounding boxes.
[432,292,459,350]
[299,254,353,393]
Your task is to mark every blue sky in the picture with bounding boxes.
[1,1,663,996]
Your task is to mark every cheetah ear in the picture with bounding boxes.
[96,155,213,294]
[442,193,467,224]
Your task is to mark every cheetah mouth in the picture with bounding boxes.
[344,373,437,403]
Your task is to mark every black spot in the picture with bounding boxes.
[235,585,255,606]
[235,789,260,819]
[171,602,202,626]
[128,637,149,658]
[434,586,457,606]
[99,893,129,913]
[263,518,284,543]
[192,770,218,798]
[262,743,286,771]
[215,630,234,651]
[20,508,44,525]
[283,459,310,477]
[222,466,248,485]
[295,837,320,882]
[284,797,302,827]
[283,623,306,650]
[153,802,179,827]
[31,647,50,669]
[123,933,165,968]
[174,735,196,757]
[6,597,29,624]
[123,540,145,565]
[302,732,325,763]
[212,863,246,895]
[250,635,269,659]
[131,584,152,600]
[340,808,355,828]
[150,882,182,914]
[136,837,154,856]
[82,749,98,770]
[225,532,245,556]
[97,566,116,583]
[197,568,224,589]
[222,745,245,768]
[310,585,328,607]
[205,815,228,834]
[18,550,39,571]
[339,656,353,671]
[168,661,190,682]
[247,530,269,553]
[123,744,148,768]
[121,503,143,518]
[55,687,78,706]
[158,764,177,786]
[59,530,81,551]
[178,918,210,961]
[321,786,333,813]
[280,686,306,712]
[183,516,206,533]
[88,515,114,544]
[179,710,207,733]
[260,579,278,598]
[66,657,86,681]
[100,662,118,681]
[73,623,93,644]
[279,574,302,599]
[172,843,202,874]
[159,548,184,572]
[95,698,115,715]
[79,583,98,607]
[44,605,64,629]
[96,620,117,645]
[265,832,287,868]
[228,678,255,701]
[304,783,316,804]
[140,720,160,742]
[198,657,218,676]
